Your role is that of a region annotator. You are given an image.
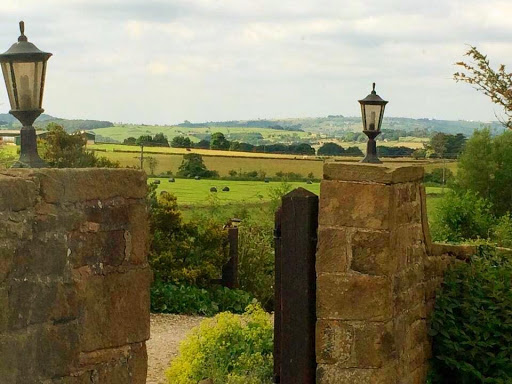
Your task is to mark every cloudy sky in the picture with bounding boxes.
[0,0,511,125]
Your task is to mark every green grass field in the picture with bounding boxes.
[151,177,444,215]
[91,124,312,143]
[152,178,320,206]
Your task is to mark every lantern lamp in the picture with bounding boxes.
[0,21,52,168]
[358,83,388,163]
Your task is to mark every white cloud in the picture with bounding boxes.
[0,0,511,124]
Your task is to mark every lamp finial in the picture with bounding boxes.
[372,82,376,94]
[18,21,27,42]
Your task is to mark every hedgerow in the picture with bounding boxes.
[429,247,512,383]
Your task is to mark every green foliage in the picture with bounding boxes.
[457,129,512,216]
[429,248,512,383]
[40,123,119,168]
[493,214,512,248]
[177,153,219,178]
[424,168,454,185]
[343,146,364,156]
[195,139,210,149]
[171,135,193,148]
[430,190,495,243]
[0,145,16,168]
[135,132,169,147]
[150,282,254,316]
[268,181,292,213]
[210,132,230,150]
[412,148,427,159]
[426,133,466,159]
[149,190,229,286]
[166,305,273,384]
[317,142,345,156]
[454,46,512,129]
[377,146,414,157]
[123,136,137,145]
[238,224,274,310]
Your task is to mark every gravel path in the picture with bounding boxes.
[146,313,205,384]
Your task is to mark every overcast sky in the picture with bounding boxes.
[0,0,511,125]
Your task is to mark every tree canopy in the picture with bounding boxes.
[171,136,193,148]
[40,123,119,168]
[210,132,230,150]
[177,153,218,178]
[457,128,512,215]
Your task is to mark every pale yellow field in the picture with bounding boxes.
[89,144,454,177]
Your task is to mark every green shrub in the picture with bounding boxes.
[166,305,273,384]
[430,190,495,243]
[493,214,512,248]
[150,282,254,316]
[149,190,229,286]
[238,224,274,310]
[424,167,454,185]
[429,247,512,383]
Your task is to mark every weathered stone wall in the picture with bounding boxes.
[315,162,457,384]
[0,169,150,384]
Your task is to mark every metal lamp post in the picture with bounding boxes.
[358,83,388,163]
[0,21,52,168]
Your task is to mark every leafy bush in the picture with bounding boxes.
[429,247,512,383]
[457,128,512,216]
[177,153,219,178]
[430,190,495,243]
[40,123,119,168]
[424,168,454,185]
[150,282,254,316]
[238,224,274,310]
[149,189,229,286]
[493,214,512,248]
[166,305,273,384]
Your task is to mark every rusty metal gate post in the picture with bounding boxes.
[274,188,318,384]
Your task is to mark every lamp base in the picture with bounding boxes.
[11,125,47,168]
[360,131,382,164]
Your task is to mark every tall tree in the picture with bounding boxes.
[210,132,230,150]
[40,123,119,168]
[457,128,512,215]
[317,142,344,156]
[177,153,218,178]
[454,46,512,129]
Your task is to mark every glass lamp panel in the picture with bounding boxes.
[364,104,383,131]
[12,61,43,110]
[1,62,17,110]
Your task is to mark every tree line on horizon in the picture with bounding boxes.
[122,130,471,159]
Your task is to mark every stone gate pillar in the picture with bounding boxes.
[0,169,150,384]
[316,162,429,384]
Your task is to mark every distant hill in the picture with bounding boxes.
[1,112,505,141]
[176,116,505,137]
[0,113,113,132]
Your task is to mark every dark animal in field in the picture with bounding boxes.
[152,180,160,184]
[222,186,230,192]
[168,178,175,182]
[210,187,217,192]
